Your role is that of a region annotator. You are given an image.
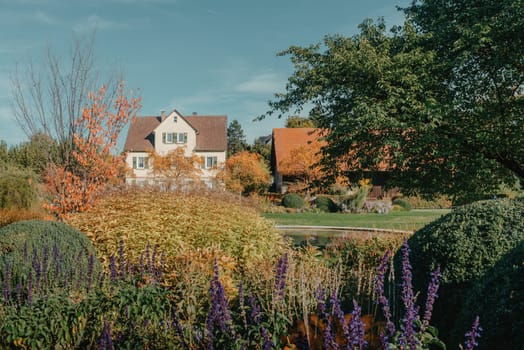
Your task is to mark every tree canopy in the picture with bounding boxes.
[227,119,248,157]
[265,0,523,203]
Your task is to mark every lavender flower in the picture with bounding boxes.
[274,253,288,300]
[349,300,367,350]
[399,239,418,350]
[206,258,233,346]
[248,293,261,325]
[260,326,274,350]
[421,266,441,332]
[32,249,41,287]
[145,243,152,273]
[171,307,189,350]
[331,292,351,350]
[375,249,395,341]
[27,272,33,304]
[99,320,114,350]
[464,316,482,350]
[109,255,117,281]
[323,318,338,350]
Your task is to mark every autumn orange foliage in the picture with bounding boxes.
[44,83,141,217]
[219,151,270,194]
[278,139,324,193]
[148,147,203,190]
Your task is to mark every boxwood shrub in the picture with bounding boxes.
[281,193,305,209]
[0,220,101,299]
[402,198,524,344]
[315,195,339,213]
[453,240,524,350]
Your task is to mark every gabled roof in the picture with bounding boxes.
[123,113,227,152]
[185,115,227,151]
[271,128,323,170]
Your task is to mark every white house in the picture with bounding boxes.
[123,109,227,188]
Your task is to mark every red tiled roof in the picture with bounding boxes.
[123,116,160,152]
[272,128,324,170]
[123,114,227,152]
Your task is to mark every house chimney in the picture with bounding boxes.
[192,112,197,115]
[161,110,166,121]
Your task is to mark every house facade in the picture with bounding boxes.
[123,109,227,188]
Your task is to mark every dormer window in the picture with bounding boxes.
[162,132,187,144]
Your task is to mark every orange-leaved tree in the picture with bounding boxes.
[44,83,141,217]
[278,139,324,193]
[148,147,203,190]
[219,151,270,194]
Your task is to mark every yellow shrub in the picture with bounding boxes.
[65,189,288,320]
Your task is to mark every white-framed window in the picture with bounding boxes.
[202,156,217,169]
[132,156,149,169]
[177,132,187,144]
[162,132,187,144]
[173,116,177,122]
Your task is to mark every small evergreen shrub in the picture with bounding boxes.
[392,198,412,211]
[0,220,101,299]
[281,193,305,209]
[403,198,524,344]
[0,166,39,209]
[315,196,339,212]
[453,240,524,350]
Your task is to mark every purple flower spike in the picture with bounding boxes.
[375,249,395,338]
[464,316,482,350]
[99,320,114,350]
[2,262,11,302]
[399,239,418,350]
[206,258,233,346]
[274,253,288,300]
[331,293,351,350]
[421,266,441,332]
[260,326,274,350]
[248,293,261,325]
[109,255,117,281]
[349,300,367,350]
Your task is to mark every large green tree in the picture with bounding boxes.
[227,119,248,157]
[265,1,523,204]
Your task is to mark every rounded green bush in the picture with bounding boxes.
[392,198,412,211]
[453,240,524,350]
[281,193,305,209]
[404,198,524,344]
[0,220,101,299]
[315,196,339,212]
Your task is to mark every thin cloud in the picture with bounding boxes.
[235,72,286,94]
[73,15,126,33]
[33,11,57,25]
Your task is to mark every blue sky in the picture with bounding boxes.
[0,0,409,147]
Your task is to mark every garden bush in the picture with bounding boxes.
[281,193,305,209]
[0,165,39,209]
[315,195,339,212]
[403,198,524,345]
[0,220,102,300]
[453,240,524,350]
[392,198,412,211]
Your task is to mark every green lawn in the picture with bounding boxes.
[263,209,450,232]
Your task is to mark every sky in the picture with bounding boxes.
[0,0,409,148]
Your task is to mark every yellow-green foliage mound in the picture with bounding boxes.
[65,190,287,285]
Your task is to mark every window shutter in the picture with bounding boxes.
[162,132,166,144]
[183,133,188,143]
[132,157,137,169]
[201,157,205,169]
[144,157,149,169]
